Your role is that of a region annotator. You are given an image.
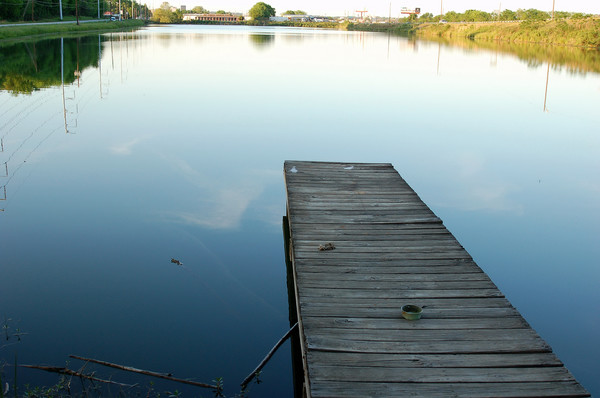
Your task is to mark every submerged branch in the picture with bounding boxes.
[241,322,298,389]
[20,365,137,388]
[69,355,217,390]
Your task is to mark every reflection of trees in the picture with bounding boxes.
[0,36,101,95]
[249,34,274,49]
[424,36,600,75]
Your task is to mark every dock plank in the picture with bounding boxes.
[284,161,589,398]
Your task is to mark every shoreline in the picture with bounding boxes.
[0,20,146,42]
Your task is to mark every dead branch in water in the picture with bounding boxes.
[20,365,137,388]
[241,322,298,389]
[69,355,217,390]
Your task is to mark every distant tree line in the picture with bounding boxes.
[0,0,149,21]
[282,10,306,15]
[417,8,593,23]
[152,1,276,23]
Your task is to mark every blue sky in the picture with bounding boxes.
[163,0,600,16]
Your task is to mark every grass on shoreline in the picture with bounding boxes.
[415,18,600,48]
[0,20,146,42]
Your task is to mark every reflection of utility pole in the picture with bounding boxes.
[76,38,81,88]
[61,38,69,134]
[543,63,550,112]
[437,42,441,75]
[99,35,103,99]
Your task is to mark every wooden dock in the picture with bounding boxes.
[283,161,590,398]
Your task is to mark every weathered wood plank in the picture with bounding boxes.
[303,327,540,343]
[302,316,530,330]
[298,279,498,291]
[310,381,590,398]
[308,351,564,368]
[310,364,576,383]
[283,161,590,398]
[300,296,512,308]
[305,336,551,354]
[299,288,504,299]
[300,305,519,319]
[298,272,491,282]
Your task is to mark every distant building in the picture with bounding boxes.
[182,13,239,22]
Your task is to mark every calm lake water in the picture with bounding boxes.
[1,25,599,397]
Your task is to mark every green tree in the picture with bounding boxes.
[215,9,226,14]
[463,9,491,22]
[442,11,460,22]
[173,8,183,21]
[191,5,208,13]
[517,8,550,21]
[419,12,433,21]
[283,10,306,15]
[499,9,517,21]
[0,0,23,21]
[249,2,275,20]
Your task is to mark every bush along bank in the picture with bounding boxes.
[414,18,600,48]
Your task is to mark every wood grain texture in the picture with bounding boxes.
[284,161,589,398]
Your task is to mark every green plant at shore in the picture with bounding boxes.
[415,18,600,48]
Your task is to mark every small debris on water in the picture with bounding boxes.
[170,258,183,266]
[318,243,336,251]
[343,165,354,170]
[290,166,298,173]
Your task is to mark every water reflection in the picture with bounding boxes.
[249,33,275,48]
[0,26,598,396]
[0,36,101,94]
[424,35,600,75]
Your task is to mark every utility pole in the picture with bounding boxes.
[551,0,555,19]
[440,0,443,17]
[59,0,62,19]
[76,0,79,24]
[389,2,391,23]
